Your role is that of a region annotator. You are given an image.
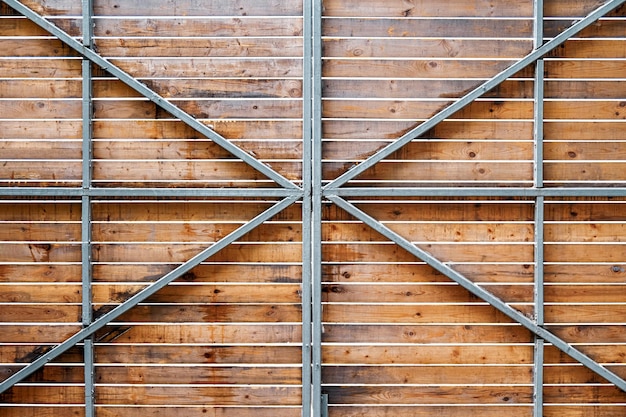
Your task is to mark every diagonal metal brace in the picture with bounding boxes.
[327,194,626,393]
[0,194,300,393]
[325,0,626,190]
[1,0,299,191]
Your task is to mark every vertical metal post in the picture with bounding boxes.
[81,1,95,416]
[311,0,324,414]
[533,1,545,416]
[301,0,313,414]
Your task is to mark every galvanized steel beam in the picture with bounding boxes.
[0,187,301,198]
[327,194,626,393]
[329,187,626,197]
[1,0,299,191]
[324,0,626,190]
[0,195,299,393]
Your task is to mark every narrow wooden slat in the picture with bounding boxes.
[95,17,303,37]
[544,264,626,284]
[545,243,626,262]
[327,406,532,417]
[544,385,626,403]
[545,162,626,183]
[545,223,626,242]
[550,40,626,59]
[545,344,626,364]
[0,141,81,159]
[0,58,81,77]
[322,0,533,17]
[322,59,529,78]
[112,58,303,78]
[0,223,80,241]
[0,407,84,417]
[323,38,532,59]
[545,19,626,38]
[322,345,534,365]
[549,325,626,344]
[545,81,626,99]
[95,283,301,304]
[0,243,80,262]
[0,324,80,343]
[96,365,301,384]
[0,39,80,57]
[545,1,623,17]
[19,0,303,16]
[322,304,524,324]
[0,80,80,98]
[93,324,301,344]
[546,305,626,324]
[0,100,80,119]
[544,406,626,417]
[0,284,81,302]
[94,345,302,364]
[0,265,81,283]
[324,385,533,404]
[0,305,80,323]
[322,324,532,343]
[97,408,300,417]
[93,243,302,263]
[545,142,626,161]
[323,79,533,99]
[323,18,533,38]
[545,60,626,79]
[544,364,626,384]
[323,365,532,384]
[545,202,626,221]
[544,100,626,120]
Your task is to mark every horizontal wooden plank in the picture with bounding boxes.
[545,60,626,79]
[0,58,81,78]
[20,0,303,16]
[324,161,533,182]
[91,160,301,182]
[544,264,626,284]
[0,39,80,58]
[323,79,533,99]
[323,364,532,384]
[93,243,302,263]
[94,38,301,58]
[0,406,84,417]
[545,81,626,99]
[545,19,626,38]
[0,243,80,262]
[97,407,301,417]
[0,265,81,283]
[327,405,532,417]
[323,17,533,38]
[545,344,626,364]
[545,142,626,161]
[96,17,303,37]
[549,40,626,59]
[323,59,530,78]
[323,120,533,140]
[325,140,533,161]
[93,264,303,284]
[322,304,524,324]
[545,223,626,242]
[0,100,80,119]
[0,385,301,406]
[95,283,301,304]
[322,344,533,365]
[544,385,626,404]
[0,305,79,323]
[0,345,83,363]
[544,100,626,120]
[93,324,301,344]
[544,406,626,417]
[323,222,533,242]
[545,162,626,182]
[544,364,626,384]
[323,263,534,284]
[322,242,534,263]
[546,285,626,303]
[548,325,626,344]
[0,141,81,159]
[94,345,302,364]
[96,365,300,385]
[0,162,81,184]
[545,305,626,324]
[324,385,532,405]
[321,283,531,303]
[0,284,81,302]
[91,202,301,222]
[0,223,80,241]
[323,38,532,59]
[545,244,626,262]
[322,324,532,343]
[545,202,626,221]
[545,1,624,17]
[323,99,533,120]
[322,0,533,17]
[112,58,303,78]
[0,324,80,343]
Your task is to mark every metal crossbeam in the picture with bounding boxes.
[324,0,626,190]
[0,195,299,393]
[327,194,626,393]
[1,0,299,191]
[330,187,626,197]
[0,187,301,197]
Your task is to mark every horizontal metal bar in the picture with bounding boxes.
[324,0,626,190]
[2,0,298,191]
[325,187,626,198]
[0,194,299,394]
[0,187,302,198]
[327,194,626,393]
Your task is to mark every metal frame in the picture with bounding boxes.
[532,1,545,415]
[80,1,95,415]
[1,0,626,414]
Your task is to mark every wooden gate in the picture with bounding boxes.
[1,0,625,416]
